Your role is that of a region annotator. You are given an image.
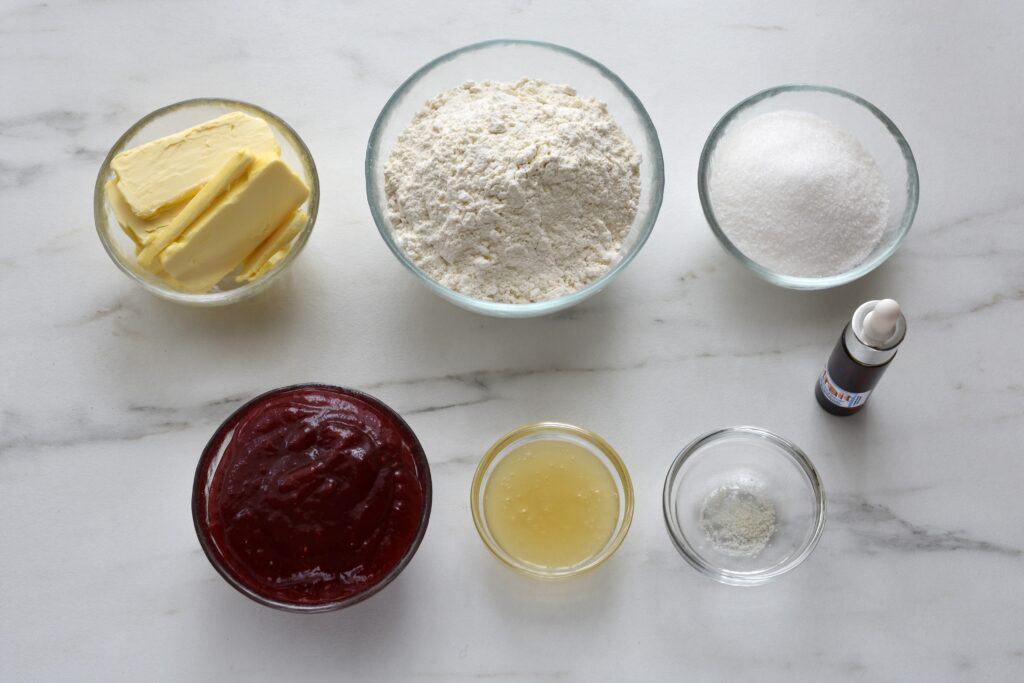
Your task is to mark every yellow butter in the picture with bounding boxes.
[158,158,309,293]
[237,209,307,282]
[137,150,254,271]
[111,112,279,218]
[250,251,286,280]
[105,179,179,244]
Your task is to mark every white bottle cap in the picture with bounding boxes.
[848,299,907,364]
[862,299,901,346]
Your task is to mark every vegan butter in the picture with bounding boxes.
[105,111,310,294]
[238,209,308,282]
[111,112,279,218]
[105,179,179,246]
[160,158,308,293]
[137,150,255,270]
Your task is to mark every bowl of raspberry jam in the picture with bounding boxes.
[192,384,432,612]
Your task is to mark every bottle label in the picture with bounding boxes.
[818,367,870,408]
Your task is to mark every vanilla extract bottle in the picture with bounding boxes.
[815,299,907,416]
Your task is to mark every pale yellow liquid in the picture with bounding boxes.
[483,439,620,570]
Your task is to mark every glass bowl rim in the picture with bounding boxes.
[94,97,320,305]
[470,421,635,579]
[191,383,433,613]
[365,38,665,317]
[661,425,827,586]
[697,83,920,290]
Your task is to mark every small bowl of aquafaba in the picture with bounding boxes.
[366,39,664,317]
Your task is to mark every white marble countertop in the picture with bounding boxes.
[3,1,1023,680]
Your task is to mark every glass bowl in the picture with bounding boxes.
[471,422,634,579]
[698,85,919,290]
[192,384,432,613]
[94,98,320,306]
[366,39,665,317]
[662,426,826,586]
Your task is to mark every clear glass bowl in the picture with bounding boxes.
[365,39,665,317]
[698,85,919,290]
[94,98,319,306]
[192,384,432,613]
[471,422,634,579]
[662,426,826,586]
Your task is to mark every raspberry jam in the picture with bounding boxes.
[193,385,431,610]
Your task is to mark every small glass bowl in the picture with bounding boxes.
[366,39,665,317]
[663,427,826,586]
[698,85,919,290]
[94,98,320,306]
[471,422,634,579]
[192,384,432,613]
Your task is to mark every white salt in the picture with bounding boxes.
[699,485,776,558]
[708,110,889,278]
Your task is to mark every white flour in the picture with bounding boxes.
[699,485,776,557]
[708,110,889,278]
[384,79,641,303]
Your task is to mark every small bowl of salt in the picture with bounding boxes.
[662,426,826,586]
[698,85,919,289]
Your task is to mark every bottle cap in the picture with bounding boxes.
[847,299,907,365]
[861,299,901,346]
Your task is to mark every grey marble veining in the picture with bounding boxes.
[2,1,1024,681]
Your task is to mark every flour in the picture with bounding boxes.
[708,110,889,278]
[699,485,776,557]
[384,79,641,303]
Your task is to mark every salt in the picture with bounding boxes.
[699,485,776,558]
[708,110,889,278]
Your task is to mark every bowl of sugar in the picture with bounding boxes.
[698,85,918,290]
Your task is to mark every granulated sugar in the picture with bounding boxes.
[708,110,889,278]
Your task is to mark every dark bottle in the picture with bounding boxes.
[815,299,906,416]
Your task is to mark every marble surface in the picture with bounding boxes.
[2,1,1023,680]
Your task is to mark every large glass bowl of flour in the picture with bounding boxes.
[698,85,919,290]
[366,40,664,317]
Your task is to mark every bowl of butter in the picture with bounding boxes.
[95,98,319,305]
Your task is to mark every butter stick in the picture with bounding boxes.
[106,178,179,244]
[237,209,307,282]
[137,150,254,271]
[159,158,309,293]
[250,251,286,280]
[111,111,279,218]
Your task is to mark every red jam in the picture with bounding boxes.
[194,385,430,608]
